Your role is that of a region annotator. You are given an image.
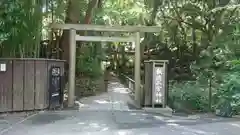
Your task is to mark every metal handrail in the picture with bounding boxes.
[121,74,135,83]
[120,73,143,94]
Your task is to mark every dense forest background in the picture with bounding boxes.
[1,0,240,113]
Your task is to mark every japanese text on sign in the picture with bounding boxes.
[154,67,164,104]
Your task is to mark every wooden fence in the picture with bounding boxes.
[120,73,144,103]
[0,58,65,113]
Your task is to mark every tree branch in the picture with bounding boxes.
[84,0,99,24]
[162,15,206,32]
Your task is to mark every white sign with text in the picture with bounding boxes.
[0,63,6,71]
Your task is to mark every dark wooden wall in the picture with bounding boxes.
[0,58,65,113]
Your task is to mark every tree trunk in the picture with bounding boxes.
[60,0,100,62]
[120,45,125,73]
[84,0,99,24]
[192,28,197,58]
[79,0,99,55]
[60,0,81,62]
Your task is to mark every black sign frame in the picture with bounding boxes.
[49,66,62,109]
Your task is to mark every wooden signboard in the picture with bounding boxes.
[152,65,165,106]
[144,60,168,108]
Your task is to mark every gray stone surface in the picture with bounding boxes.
[1,80,240,135]
[143,107,173,117]
[0,112,38,134]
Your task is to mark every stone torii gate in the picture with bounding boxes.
[51,24,161,108]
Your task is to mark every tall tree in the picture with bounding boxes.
[60,0,100,63]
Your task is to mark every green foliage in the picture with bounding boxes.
[174,22,240,113]
[169,80,209,112]
[166,0,240,111]
[77,55,103,78]
[214,61,240,112]
[0,0,42,57]
[76,44,104,78]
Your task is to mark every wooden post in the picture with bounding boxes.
[68,29,76,107]
[209,77,212,112]
[134,32,141,107]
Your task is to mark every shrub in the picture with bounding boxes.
[169,81,209,112]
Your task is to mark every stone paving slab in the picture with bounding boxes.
[4,111,240,135]
[1,79,240,135]
[0,112,37,133]
[77,81,132,111]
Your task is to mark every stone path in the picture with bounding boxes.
[76,80,132,111]
[1,79,240,135]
